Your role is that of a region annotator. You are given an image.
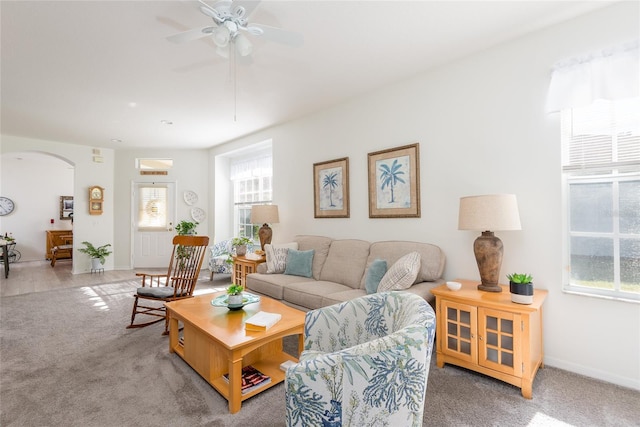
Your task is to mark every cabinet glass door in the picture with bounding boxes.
[478,307,521,375]
[442,300,477,363]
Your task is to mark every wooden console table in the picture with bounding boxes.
[45,230,73,260]
[432,279,547,399]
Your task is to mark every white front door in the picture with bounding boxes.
[132,181,176,268]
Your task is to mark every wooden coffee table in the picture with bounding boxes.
[165,292,305,413]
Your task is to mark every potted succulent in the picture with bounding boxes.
[231,236,252,257]
[226,283,244,306]
[78,241,112,270]
[507,273,533,304]
[175,220,198,235]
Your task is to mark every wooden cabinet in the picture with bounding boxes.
[232,255,266,287]
[432,279,547,399]
[45,230,73,260]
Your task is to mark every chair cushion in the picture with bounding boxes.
[284,249,315,278]
[136,286,185,298]
[377,251,421,292]
[365,259,387,294]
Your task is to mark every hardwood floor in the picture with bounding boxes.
[0,260,228,298]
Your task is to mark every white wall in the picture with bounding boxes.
[1,135,115,274]
[0,153,73,261]
[210,2,639,390]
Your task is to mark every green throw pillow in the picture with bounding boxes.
[365,259,387,294]
[284,249,314,278]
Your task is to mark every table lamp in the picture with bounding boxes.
[458,194,521,292]
[251,204,279,251]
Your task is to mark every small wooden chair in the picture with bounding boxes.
[127,235,209,334]
[48,233,73,267]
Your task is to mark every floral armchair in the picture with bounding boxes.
[208,239,232,280]
[285,291,436,427]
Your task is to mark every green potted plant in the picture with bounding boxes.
[78,241,112,270]
[231,236,252,256]
[175,220,198,235]
[506,273,533,305]
[226,283,244,306]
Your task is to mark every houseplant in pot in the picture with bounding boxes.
[507,273,533,304]
[175,220,198,235]
[231,236,252,257]
[226,283,244,307]
[78,241,112,270]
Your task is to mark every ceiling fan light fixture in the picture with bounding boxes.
[213,26,231,47]
[234,33,253,57]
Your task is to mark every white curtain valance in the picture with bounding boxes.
[230,155,272,181]
[546,40,639,112]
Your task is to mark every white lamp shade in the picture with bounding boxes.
[458,194,521,231]
[251,204,279,224]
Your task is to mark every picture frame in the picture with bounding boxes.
[314,157,349,218]
[59,196,74,220]
[368,143,420,218]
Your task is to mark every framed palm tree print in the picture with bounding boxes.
[314,157,349,218]
[368,143,420,218]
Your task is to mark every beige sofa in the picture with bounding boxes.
[245,235,445,311]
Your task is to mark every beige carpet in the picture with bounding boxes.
[1,279,638,426]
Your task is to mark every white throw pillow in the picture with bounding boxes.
[377,251,421,292]
[265,242,299,274]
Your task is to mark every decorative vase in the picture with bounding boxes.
[228,294,243,306]
[235,245,247,256]
[510,281,533,304]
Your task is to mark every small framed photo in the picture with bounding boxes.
[314,157,349,218]
[368,143,420,218]
[60,196,74,220]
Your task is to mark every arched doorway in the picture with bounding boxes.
[0,151,74,265]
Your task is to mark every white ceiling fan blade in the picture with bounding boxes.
[198,0,220,19]
[166,25,216,43]
[247,23,303,48]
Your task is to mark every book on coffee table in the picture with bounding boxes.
[245,311,282,331]
[223,365,271,395]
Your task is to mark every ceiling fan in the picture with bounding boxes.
[167,0,303,58]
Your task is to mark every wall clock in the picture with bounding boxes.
[190,207,206,223]
[183,190,198,206]
[0,197,15,216]
[89,186,104,215]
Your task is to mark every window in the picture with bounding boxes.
[562,98,640,301]
[138,186,168,229]
[231,153,272,242]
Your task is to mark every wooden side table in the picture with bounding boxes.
[232,255,266,287]
[431,279,547,399]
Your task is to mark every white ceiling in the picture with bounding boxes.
[1,1,613,150]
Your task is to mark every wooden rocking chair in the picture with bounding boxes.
[127,235,209,334]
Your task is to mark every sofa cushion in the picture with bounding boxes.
[377,251,421,292]
[284,281,353,310]
[284,249,314,278]
[321,289,368,307]
[365,259,387,294]
[363,241,445,287]
[245,273,309,300]
[294,235,333,280]
[265,242,298,273]
[319,239,370,289]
